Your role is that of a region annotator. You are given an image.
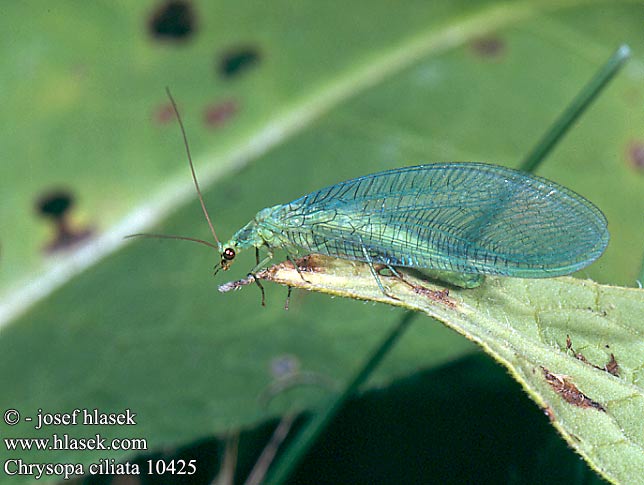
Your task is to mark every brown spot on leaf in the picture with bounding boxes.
[412,286,455,308]
[149,0,196,41]
[543,406,556,422]
[604,353,620,377]
[219,47,261,78]
[627,141,644,170]
[542,367,605,412]
[292,254,330,273]
[470,35,506,59]
[279,255,333,277]
[574,351,591,366]
[204,100,238,127]
[566,336,619,377]
[36,189,93,252]
[373,265,456,307]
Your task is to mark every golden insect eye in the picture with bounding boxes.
[222,248,236,261]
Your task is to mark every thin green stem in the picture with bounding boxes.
[638,248,644,289]
[263,311,417,485]
[520,44,630,173]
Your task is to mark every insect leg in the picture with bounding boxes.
[248,272,266,307]
[385,263,449,296]
[359,243,397,300]
[284,286,292,311]
[250,248,274,274]
[285,253,311,283]
[212,262,223,277]
[384,263,425,290]
[282,251,311,310]
[384,263,451,302]
[384,263,414,287]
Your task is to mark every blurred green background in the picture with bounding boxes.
[1,1,643,483]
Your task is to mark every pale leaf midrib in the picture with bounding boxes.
[0,0,610,327]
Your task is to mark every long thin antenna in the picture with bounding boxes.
[165,87,221,246]
[125,233,219,250]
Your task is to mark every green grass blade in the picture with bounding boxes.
[638,249,644,288]
[263,311,417,485]
[520,44,631,173]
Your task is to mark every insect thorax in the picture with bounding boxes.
[227,220,264,251]
[228,205,294,252]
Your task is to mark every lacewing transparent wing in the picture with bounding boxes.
[263,163,608,278]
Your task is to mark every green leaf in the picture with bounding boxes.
[243,255,644,484]
[2,1,644,484]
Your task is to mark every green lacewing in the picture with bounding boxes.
[219,162,609,289]
[136,90,609,299]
